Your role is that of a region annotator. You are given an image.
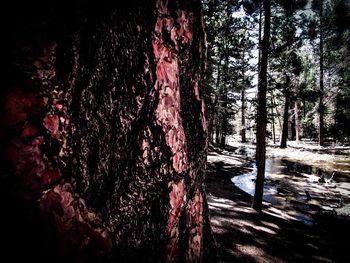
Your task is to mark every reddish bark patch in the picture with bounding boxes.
[41,167,61,185]
[1,90,45,126]
[166,180,186,262]
[153,0,191,174]
[21,123,40,139]
[14,138,46,190]
[39,184,112,258]
[5,144,20,165]
[55,103,63,111]
[186,190,203,262]
[176,10,193,45]
[43,115,59,139]
[6,134,62,190]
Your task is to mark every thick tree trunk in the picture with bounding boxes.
[252,0,270,212]
[280,86,290,148]
[0,1,216,262]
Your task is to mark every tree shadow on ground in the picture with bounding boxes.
[205,148,350,263]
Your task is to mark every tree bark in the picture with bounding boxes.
[241,87,247,143]
[0,1,216,262]
[270,95,276,144]
[258,3,262,75]
[215,118,222,144]
[280,83,290,148]
[241,48,247,143]
[252,0,270,212]
[214,57,222,145]
[295,101,300,142]
[219,121,227,148]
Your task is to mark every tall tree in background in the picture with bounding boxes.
[310,0,326,146]
[326,0,350,141]
[204,0,257,145]
[252,0,270,212]
[238,22,255,143]
[0,0,216,262]
[268,0,305,148]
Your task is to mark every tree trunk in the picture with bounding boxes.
[0,1,216,262]
[219,104,228,149]
[270,95,276,144]
[214,57,222,145]
[241,49,247,143]
[219,55,229,149]
[258,3,262,74]
[272,91,282,130]
[208,95,218,144]
[318,2,325,146]
[215,118,221,144]
[295,101,300,142]
[280,85,290,148]
[241,87,247,143]
[290,112,296,140]
[252,0,270,212]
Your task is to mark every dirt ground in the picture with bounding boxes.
[205,145,350,263]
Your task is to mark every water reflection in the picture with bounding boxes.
[232,155,350,224]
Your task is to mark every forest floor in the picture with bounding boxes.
[205,142,350,263]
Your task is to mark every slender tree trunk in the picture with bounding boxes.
[295,101,300,142]
[334,96,339,142]
[220,55,229,149]
[253,0,270,212]
[214,57,222,145]
[215,119,221,144]
[280,84,290,148]
[290,111,296,140]
[272,93,282,130]
[241,87,247,143]
[271,95,276,144]
[220,92,228,149]
[0,1,216,262]
[220,118,227,148]
[319,3,325,146]
[241,48,246,143]
[209,95,218,144]
[258,3,262,74]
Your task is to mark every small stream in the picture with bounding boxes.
[231,145,350,225]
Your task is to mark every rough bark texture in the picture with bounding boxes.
[0,0,215,262]
[252,0,270,212]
